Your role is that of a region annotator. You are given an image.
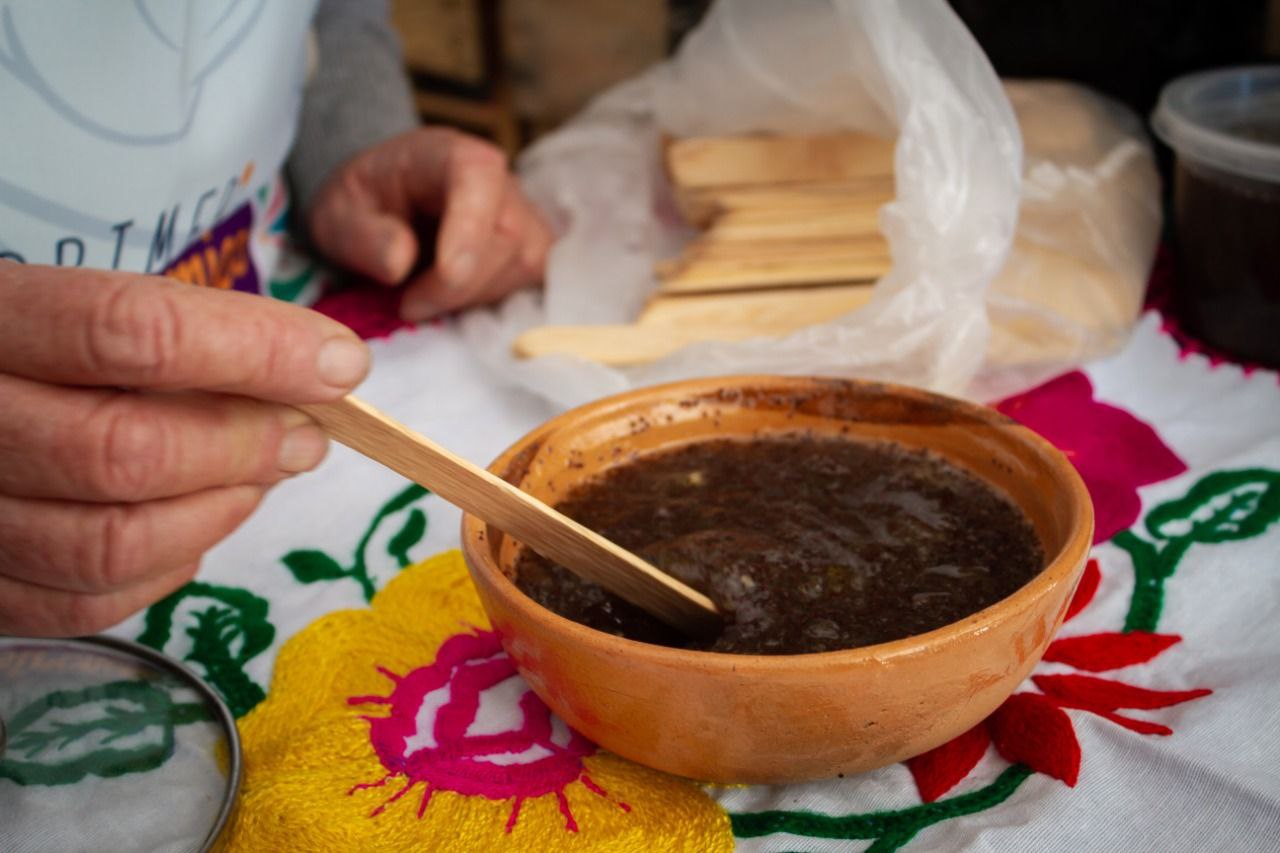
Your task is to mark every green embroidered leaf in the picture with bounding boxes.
[184,607,268,717]
[139,582,274,663]
[282,549,348,583]
[387,509,428,566]
[138,582,275,718]
[0,681,206,786]
[1146,469,1280,544]
[272,482,431,604]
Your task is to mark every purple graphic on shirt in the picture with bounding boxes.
[162,201,258,294]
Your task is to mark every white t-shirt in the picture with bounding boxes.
[0,0,318,298]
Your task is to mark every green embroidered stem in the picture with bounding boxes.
[281,483,429,602]
[1113,531,1187,633]
[350,562,378,602]
[351,484,429,589]
[730,764,1033,850]
[9,702,208,757]
[387,509,428,569]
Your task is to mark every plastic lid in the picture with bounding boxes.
[1152,65,1280,183]
[0,636,240,853]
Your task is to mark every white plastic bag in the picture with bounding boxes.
[976,80,1161,399]
[462,0,1154,408]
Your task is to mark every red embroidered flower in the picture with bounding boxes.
[997,372,1187,543]
[314,282,418,341]
[906,560,1212,800]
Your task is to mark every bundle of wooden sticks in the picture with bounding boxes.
[515,132,898,366]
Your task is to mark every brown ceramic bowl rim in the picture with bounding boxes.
[461,375,1094,671]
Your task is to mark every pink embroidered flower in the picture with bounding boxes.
[216,551,735,851]
[997,372,1187,543]
[313,282,417,341]
[349,630,614,831]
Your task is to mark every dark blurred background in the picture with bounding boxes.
[391,0,1278,155]
[948,0,1270,120]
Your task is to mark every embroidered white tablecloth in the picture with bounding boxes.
[3,277,1278,852]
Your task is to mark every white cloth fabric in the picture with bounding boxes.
[126,312,1280,851]
[4,309,1277,851]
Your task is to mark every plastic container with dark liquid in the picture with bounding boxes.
[1152,66,1280,367]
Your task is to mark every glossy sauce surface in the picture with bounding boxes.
[514,436,1044,654]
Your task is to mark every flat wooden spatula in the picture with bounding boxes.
[298,396,722,637]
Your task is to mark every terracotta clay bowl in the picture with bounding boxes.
[461,376,1093,784]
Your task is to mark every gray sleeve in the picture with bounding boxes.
[287,0,420,216]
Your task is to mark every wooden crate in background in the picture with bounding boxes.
[391,0,671,153]
[390,0,521,155]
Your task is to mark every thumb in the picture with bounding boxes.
[309,196,418,285]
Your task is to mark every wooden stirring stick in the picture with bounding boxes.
[298,396,722,637]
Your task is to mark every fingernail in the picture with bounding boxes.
[381,232,414,282]
[317,338,371,388]
[277,424,329,473]
[446,250,476,290]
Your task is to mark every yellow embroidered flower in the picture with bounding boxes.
[217,551,734,852]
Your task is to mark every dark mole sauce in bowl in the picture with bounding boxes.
[514,435,1044,655]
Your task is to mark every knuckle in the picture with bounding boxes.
[241,315,291,392]
[86,399,170,501]
[496,195,524,233]
[83,505,149,591]
[84,280,185,384]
